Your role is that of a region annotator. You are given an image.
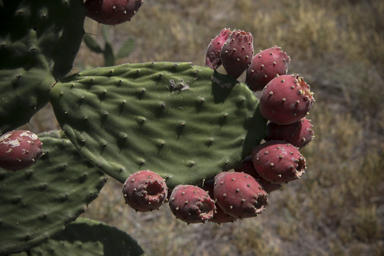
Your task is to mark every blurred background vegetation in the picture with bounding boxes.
[23,0,384,255]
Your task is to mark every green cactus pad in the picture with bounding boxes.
[0,67,55,135]
[0,0,85,134]
[0,132,106,255]
[27,218,144,256]
[51,62,267,188]
[29,240,104,256]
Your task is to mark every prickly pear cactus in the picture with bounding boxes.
[50,62,267,188]
[0,0,85,134]
[28,218,144,256]
[0,132,106,255]
[29,240,104,256]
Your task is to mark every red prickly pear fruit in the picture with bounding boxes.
[259,74,315,124]
[214,172,268,219]
[202,182,238,224]
[84,0,144,25]
[251,141,306,184]
[205,28,232,70]
[265,118,315,149]
[246,46,291,92]
[220,30,254,79]
[0,130,43,171]
[122,170,168,212]
[169,185,216,224]
[235,156,282,194]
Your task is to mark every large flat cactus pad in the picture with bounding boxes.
[51,62,267,188]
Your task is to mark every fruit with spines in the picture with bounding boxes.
[84,0,144,25]
[202,182,238,224]
[213,172,268,219]
[220,30,254,79]
[169,185,216,224]
[259,74,315,124]
[246,46,290,92]
[0,130,43,171]
[265,118,315,149]
[122,170,168,212]
[235,156,282,194]
[251,141,306,184]
[205,28,231,70]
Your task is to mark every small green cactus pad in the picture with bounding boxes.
[51,62,267,188]
[0,0,85,134]
[27,218,144,256]
[0,133,106,255]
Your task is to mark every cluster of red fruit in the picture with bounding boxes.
[121,28,315,224]
[205,28,315,194]
[122,135,312,224]
[122,147,305,224]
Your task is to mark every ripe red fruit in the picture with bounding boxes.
[251,141,306,184]
[259,74,315,124]
[0,130,43,171]
[169,185,216,224]
[122,170,168,212]
[84,0,144,25]
[220,30,254,79]
[214,172,268,219]
[235,156,282,194]
[246,46,290,92]
[205,28,231,70]
[265,118,315,149]
[202,182,238,224]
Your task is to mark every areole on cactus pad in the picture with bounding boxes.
[50,62,267,189]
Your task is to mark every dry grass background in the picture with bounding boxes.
[24,0,384,255]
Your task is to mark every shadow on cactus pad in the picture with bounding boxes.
[27,218,144,256]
